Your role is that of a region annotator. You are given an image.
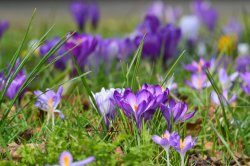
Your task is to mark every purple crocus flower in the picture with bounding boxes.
[39,37,69,70]
[65,32,97,69]
[117,37,133,60]
[70,1,88,31]
[34,86,64,126]
[50,151,95,166]
[161,100,196,131]
[170,132,197,166]
[89,4,100,30]
[192,0,218,32]
[183,58,210,73]
[134,33,161,59]
[240,71,250,95]
[92,88,124,129]
[185,73,210,90]
[211,90,237,106]
[0,20,9,39]
[159,24,181,60]
[165,6,182,23]
[114,85,169,129]
[235,55,250,72]
[152,130,172,166]
[223,19,242,37]
[146,1,165,22]
[135,15,161,35]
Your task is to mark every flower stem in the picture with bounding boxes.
[166,150,170,166]
[180,154,185,166]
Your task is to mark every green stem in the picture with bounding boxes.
[180,154,185,166]
[166,149,170,166]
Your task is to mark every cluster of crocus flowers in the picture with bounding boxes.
[152,130,197,166]
[34,86,64,127]
[92,88,124,129]
[114,84,169,130]
[184,58,211,90]
[211,68,238,106]
[70,1,100,31]
[48,151,95,166]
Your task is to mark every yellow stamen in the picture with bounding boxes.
[180,139,186,150]
[47,98,53,110]
[63,156,70,166]
[218,35,236,54]
[161,133,169,139]
[133,104,138,111]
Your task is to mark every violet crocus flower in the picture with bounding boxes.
[34,86,64,127]
[170,132,197,166]
[135,15,161,35]
[185,73,210,90]
[92,88,124,129]
[50,151,95,166]
[159,24,181,60]
[65,32,97,69]
[39,37,69,70]
[223,19,242,38]
[235,55,250,72]
[192,0,218,32]
[152,130,172,166]
[161,100,196,131]
[70,1,88,31]
[240,71,250,95]
[211,90,237,106]
[89,4,100,30]
[117,37,133,60]
[114,86,169,129]
[0,20,9,39]
[165,6,182,24]
[146,1,165,22]
[183,58,210,73]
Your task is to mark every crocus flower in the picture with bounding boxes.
[161,100,196,131]
[146,1,165,22]
[135,15,160,35]
[235,55,250,72]
[192,0,218,32]
[39,37,69,70]
[92,88,124,129]
[240,71,250,95]
[114,86,169,129]
[70,1,88,31]
[50,151,95,166]
[211,90,237,106]
[65,32,97,69]
[165,6,182,24]
[0,20,9,39]
[179,15,200,41]
[223,19,242,38]
[117,37,133,60]
[170,132,197,166]
[218,68,238,90]
[159,24,181,60]
[185,73,210,90]
[34,86,64,126]
[152,130,172,166]
[89,4,100,30]
[183,58,210,73]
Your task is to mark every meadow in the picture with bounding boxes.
[0,0,250,165]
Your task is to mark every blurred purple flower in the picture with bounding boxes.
[235,55,250,72]
[92,88,124,129]
[0,20,9,39]
[161,100,196,130]
[135,15,160,35]
[146,1,165,22]
[183,58,210,73]
[70,1,88,31]
[165,6,182,23]
[34,86,64,126]
[134,33,161,59]
[114,85,169,129]
[117,37,133,60]
[240,71,250,95]
[39,37,69,70]
[65,32,97,69]
[54,151,95,166]
[152,130,171,151]
[223,19,242,37]
[211,90,237,106]
[192,0,218,31]
[159,24,181,60]
[179,15,200,41]
[89,4,100,30]
[170,132,197,166]
[185,73,210,90]
[218,68,238,90]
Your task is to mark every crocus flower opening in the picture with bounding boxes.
[34,86,64,127]
[89,4,100,30]
[161,100,196,131]
[183,58,210,74]
[185,73,210,90]
[0,20,9,39]
[170,133,197,166]
[114,84,169,130]
[240,71,250,95]
[92,88,124,129]
[70,1,88,31]
[57,151,95,166]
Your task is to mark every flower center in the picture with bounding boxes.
[180,139,186,150]
[63,155,70,166]
[133,104,138,111]
[161,133,169,139]
[47,98,53,110]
